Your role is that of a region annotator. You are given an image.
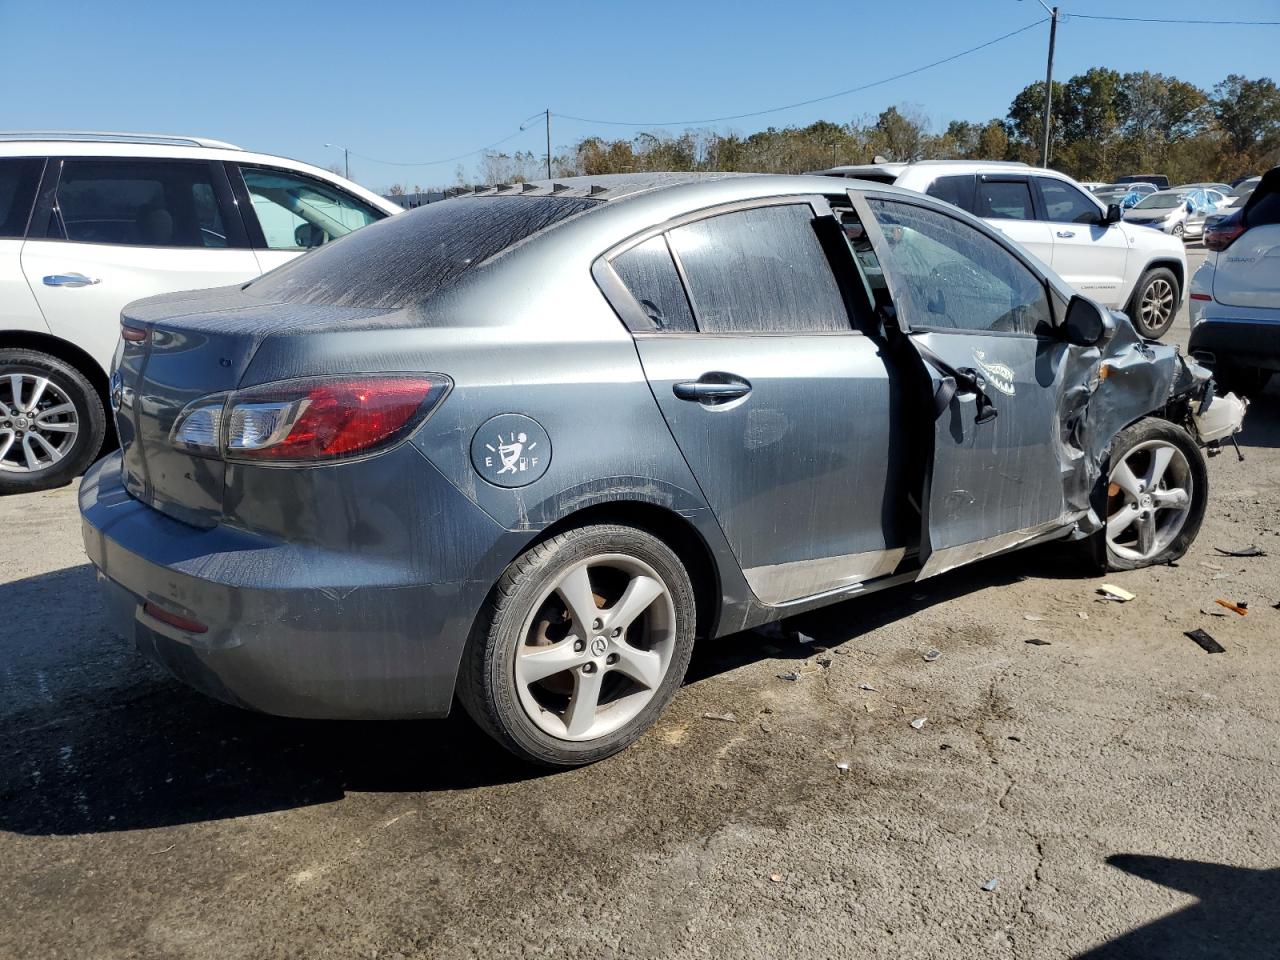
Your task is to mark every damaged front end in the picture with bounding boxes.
[1059,309,1247,535]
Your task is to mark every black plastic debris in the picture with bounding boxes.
[1025,638,1052,646]
[776,671,801,682]
[1185,629,1226,654]
[1214,545,1267,558]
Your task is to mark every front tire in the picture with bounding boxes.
[0,350,106,496]
[1092,418,1208,571]
[1126,267,1180,339]
[458,524,697,767]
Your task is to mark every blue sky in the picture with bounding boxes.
[2,0,1277,191]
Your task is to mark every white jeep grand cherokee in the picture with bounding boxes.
[816,161,1188,340]
[0,132,400,493]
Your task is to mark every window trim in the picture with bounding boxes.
[25,156,249,250]
[595,194,863,338]
[230,161,387,251]
[857,189,1058,340]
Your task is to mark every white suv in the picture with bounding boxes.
[0,132,400,493]
[815,161,1188,340]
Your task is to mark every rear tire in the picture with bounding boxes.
[458,524,697,767]
[1085,418,1208,572]
[0,350,106,496]
[1125,267,1180,339]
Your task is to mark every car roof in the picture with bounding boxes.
[813,160,1031,178]
[0,131,400,214]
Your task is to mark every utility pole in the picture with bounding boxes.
[545,109,552,180]
[1041,7,1058,168]
[324,143,350,179]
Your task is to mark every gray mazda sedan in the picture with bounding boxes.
[80,173,1241,766]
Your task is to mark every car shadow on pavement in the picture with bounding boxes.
[1075,855,1280,959]
[0,567,541,837]
[1234,383,1280,450]
[0,541,1098,837]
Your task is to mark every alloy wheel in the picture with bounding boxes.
[1139,278,1175,333]
[1105,439,1193,563]
[515,554,677,742]
[0,373,80,473]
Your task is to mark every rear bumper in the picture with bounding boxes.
[79,452,505,719]
[1188,318,1280,372]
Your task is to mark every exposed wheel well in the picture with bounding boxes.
[0,330,114,447]
[526,501,722,642]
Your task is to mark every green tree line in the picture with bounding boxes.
[463,69,1279,188]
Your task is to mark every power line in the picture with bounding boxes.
[1069,13,1280,25]
[553,18,1048,129]
[345,112,545,167]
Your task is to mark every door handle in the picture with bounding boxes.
[1056,230,1075,238]
[43,273,100,287]
[673,375,752,404]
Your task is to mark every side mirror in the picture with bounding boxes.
[1186,200,1195,213]
[1062,295,1111,347]
[1104,203,1123,224]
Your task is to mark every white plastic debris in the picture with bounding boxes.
[910,717,928,730]
[836,761,850,774]
[1024,614,1045,622]
[923,649,941,662]
[982,877,1000,892]
[796,631,818,645]
[859,683,878,692]
[1098,583,1135,602]
[702,712,737,723]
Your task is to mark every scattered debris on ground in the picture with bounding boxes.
[1185,629,1226,654]
[702,712,737,723]
[923,649,941,662]
[776,671,800,682]
[982,878,1000,892]
[1099,584,1136,602]
[910,717,928,730]
[1026,638,1052,646]
[1214,544,1266,558]
[1214,598,1249,616]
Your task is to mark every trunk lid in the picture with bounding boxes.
[1212,224,1280,309]
[116,287,399,527]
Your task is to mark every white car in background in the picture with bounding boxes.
[1189,167,1280,397]
[814,161,1188,340]
[0,132,400,492]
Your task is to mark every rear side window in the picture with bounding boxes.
[238,165,383,250]
[1036,178,1100,224]
[610,235,696,332]
[667,204,849,334]
[0,158,43,238]
[925,175,975,212]
[976,180,1034,221]
[247,195,599,308]
[47,159,228,248]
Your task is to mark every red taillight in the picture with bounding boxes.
[1190,293,1212,301]
[143,601,208,635]
[121,324,149,343]
[1204,215,1246,252]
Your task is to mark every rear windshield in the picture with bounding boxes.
[246,195,598,308]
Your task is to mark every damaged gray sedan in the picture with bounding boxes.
[79,173,1243,766]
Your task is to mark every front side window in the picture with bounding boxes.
[610,235,696,332]
[666,204,849,334]
[49,159,226,247]
[0,158,43,238]
[868,198,1052,336]
[975,180,1034,221]
[1036,178,1101,224]
[238,165,383,250]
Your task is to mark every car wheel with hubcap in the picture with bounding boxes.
[1172,222,1185,239]
[0,351,106,495]
[458,523,696,766]
[1096,418,1207,571]
[1126,267,1180,339]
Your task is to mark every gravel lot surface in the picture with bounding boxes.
[5,249,1279,959]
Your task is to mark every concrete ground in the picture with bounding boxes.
[5,249,1280,959]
